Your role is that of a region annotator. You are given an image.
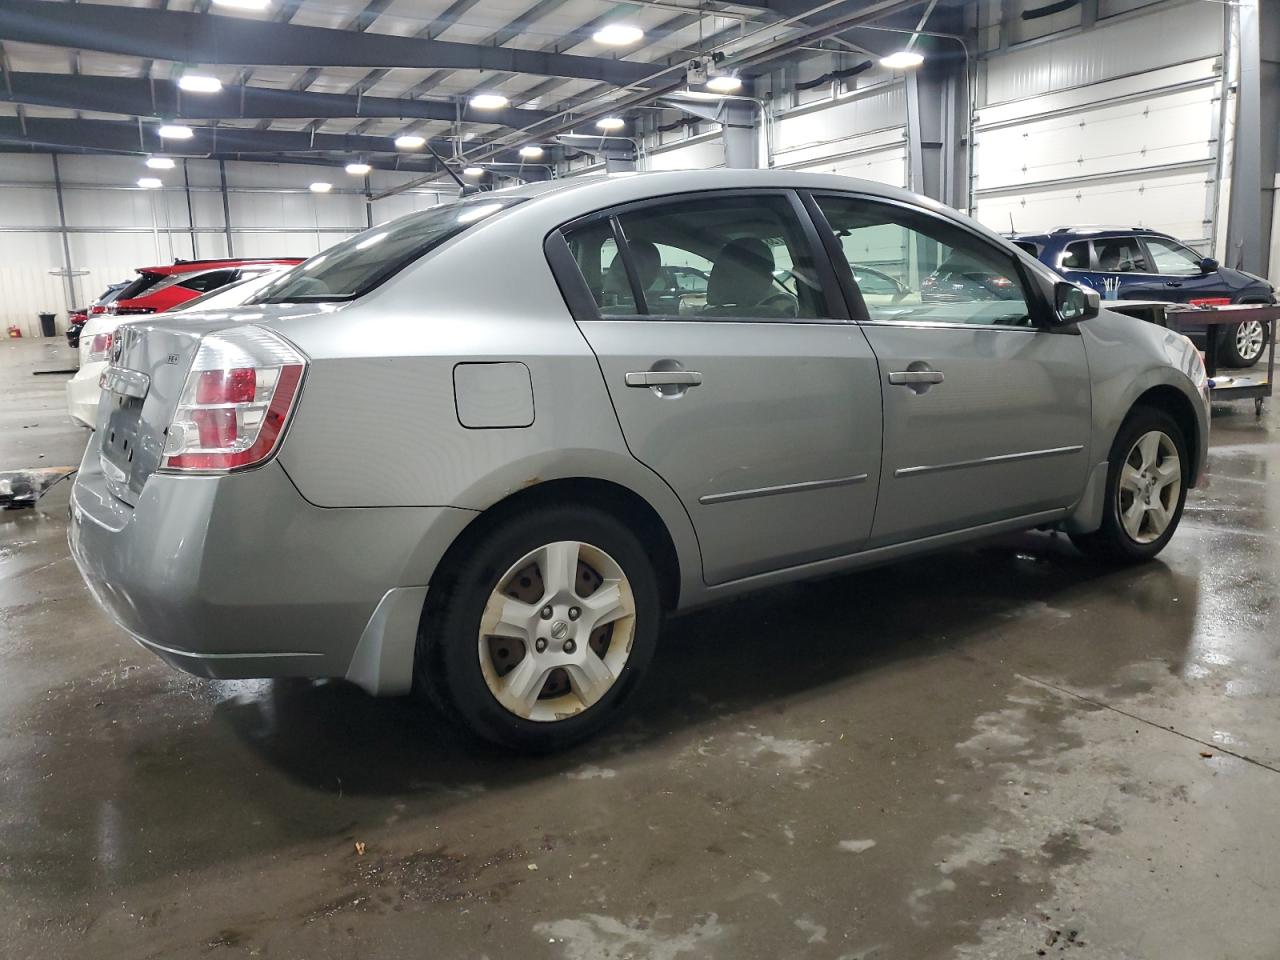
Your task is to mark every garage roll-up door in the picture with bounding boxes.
[972,1,1224,250]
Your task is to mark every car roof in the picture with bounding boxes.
[477,169,1012,248]
[1014,227,1174,243]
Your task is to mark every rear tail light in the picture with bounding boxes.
[87,332,114,362]
[90,304,108,315]
[160,327,307,473]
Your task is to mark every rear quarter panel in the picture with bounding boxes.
[269,209,704,599]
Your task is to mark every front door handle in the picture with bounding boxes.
[888,370,945,386]
[625,371,703,388]
[1165,281,1183,288]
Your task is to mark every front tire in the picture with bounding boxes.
[417,505,661,752]
[1069,407,1189,563]
[1221,319,1266,368]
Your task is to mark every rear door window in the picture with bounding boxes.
[1094,237,1152,273]
[563,193,832,320]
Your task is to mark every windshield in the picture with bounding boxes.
[254,196,522,304]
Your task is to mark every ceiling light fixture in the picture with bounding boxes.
[469,93,509,110]
[462,166,485,177]
[706,74,742,93]
[596,116,625,132]
[211,0,270,9]
[879,50,924,70]
[178,73,222,93]
[592,24,644,46]
[345,162,372,175]
[309,181,332,193]
[137,177,163,189]
[158,124,194,139]
[146,156,176,170]
[394,134,426,149]
[518,145,544,159]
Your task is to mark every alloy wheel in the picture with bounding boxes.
[1235,320,1265,364]
[1116,430,1182,544]
[477,540,636,722]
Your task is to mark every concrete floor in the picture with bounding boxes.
[1,335,1278,960]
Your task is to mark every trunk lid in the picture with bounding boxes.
[96,304,323,505]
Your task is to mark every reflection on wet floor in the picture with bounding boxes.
[1,339,1279,958]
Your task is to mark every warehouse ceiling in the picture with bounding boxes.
[0,0,952,175]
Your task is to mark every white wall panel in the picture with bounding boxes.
[983,0,1223,106]
[975,83,1218,192]
[974,168,1215,246]
[772,84,906,158]
[973,0,1224,250]
[0,154,455,335]
[0,185,59,225]
[644,136,725,171]
[797,143,909,189]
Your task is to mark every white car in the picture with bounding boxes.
[66,267,295,427]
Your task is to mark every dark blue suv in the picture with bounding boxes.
[1014,227,1275,367]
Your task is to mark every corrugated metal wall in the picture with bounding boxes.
[0,156,453,336]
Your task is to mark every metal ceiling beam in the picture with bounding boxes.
[0,116,521,163]
[0,72,554,127]
[0,0,661,86]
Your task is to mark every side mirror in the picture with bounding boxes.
[1199,257,1218,274]
[1054,281,1100,323]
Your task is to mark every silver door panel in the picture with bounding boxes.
[578,319,883,584]
[861,323,1092,546]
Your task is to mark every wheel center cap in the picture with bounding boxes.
[550,620,570,641]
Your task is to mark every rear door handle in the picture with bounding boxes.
[1165,281,1183,288]
[625,371,703,387]
[888,370,945,386]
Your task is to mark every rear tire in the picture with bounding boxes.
[1220,319,1266,368]
[1069,406,1189,564]
[417,505,661,752]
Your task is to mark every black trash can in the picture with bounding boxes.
[38,312,56,338]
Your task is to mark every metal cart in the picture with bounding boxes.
[1107,301,1276,416]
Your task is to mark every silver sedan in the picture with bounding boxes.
[69,170,1210,750]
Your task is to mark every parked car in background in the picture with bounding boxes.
[110,257,304,317]
[65,281,129,348]
[1014,227,1276,367]
[65,263,297,427]
[70,171,1209,751]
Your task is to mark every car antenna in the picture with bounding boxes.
[424,142,468,191]
[1008,213,1017,236]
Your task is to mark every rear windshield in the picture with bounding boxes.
[254,196,522,304]
[115,272,166,302]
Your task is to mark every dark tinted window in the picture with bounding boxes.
[255,196,521,304]
[1094,237,1151,273]
[115,272,166,301]
[816,194,1033,327]
[1061,241,1091,269]
[179,269,237,293]
[1011,240,1040,257]
[564,193,828,320]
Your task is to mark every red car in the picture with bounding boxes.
[110,258,304,316]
